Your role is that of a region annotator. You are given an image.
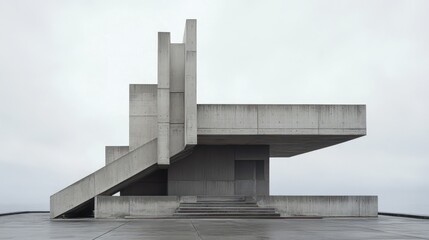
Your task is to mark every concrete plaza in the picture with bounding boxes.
[1,213,428,239]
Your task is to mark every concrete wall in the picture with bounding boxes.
[94,195,377,218]
[256,196,378,217]
[105,146,129,165]
[129,84,157,151]
[168,145,269,196]
[95,196,196,218]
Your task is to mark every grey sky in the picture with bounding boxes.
[0,0,428,214]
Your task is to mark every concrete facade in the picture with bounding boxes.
[50,19,372,219]
[168,145,269,196]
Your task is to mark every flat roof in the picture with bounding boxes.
[1,213,428,239]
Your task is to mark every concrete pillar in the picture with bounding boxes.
[157,32,171,166]
[183,19,197,146]
[169,43,185,157]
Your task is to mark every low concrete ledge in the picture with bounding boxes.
[256,196,378,217]
[95,195,377,218]
[94,196,197,218]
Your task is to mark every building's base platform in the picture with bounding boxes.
[94,195,378,219]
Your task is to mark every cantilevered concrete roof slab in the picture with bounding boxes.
[197,104,366,157]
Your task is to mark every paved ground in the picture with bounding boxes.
[1,213,429,239]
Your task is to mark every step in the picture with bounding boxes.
[181,202,257,206]
[173,212,281,217]
[196,196,247,202]
[184,201,256,204]
[176,210,277,214]
[178,207,275,211]
[125,215,283,219]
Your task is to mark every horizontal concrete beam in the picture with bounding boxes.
[197,104,366,135]
[197,104,366,157]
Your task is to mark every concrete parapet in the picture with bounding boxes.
[256,196,378,217]
[105,146,129,165]
[94,195,377,218]
[95,196,196,218]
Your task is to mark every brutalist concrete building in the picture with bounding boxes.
[50,20,376,219]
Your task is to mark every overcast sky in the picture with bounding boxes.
[0,0,428,215]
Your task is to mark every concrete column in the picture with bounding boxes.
[169,43,185,157]
[157,32,170,166]
[183,19,197,146]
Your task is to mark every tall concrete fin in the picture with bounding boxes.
[50,139,158,218]
[169,43,185,157]
[184,19,197,146]
[157,32,171,165]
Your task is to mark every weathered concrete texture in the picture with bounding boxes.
[95,196,189,218]
[256,196,378,217]
[168,145,269,196]
[169,43,186,157]
[184,19,197,146]
[197,104,366,157]
[3,213,429,240]
[50,139,158,218]
[94,195,377,218]
[157,32,171,166]
[129,84,157,151]
[105,146,129,165]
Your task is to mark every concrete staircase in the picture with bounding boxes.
[173,196,281,219]
[50,139,158,218]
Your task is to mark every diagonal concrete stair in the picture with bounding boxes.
[50,139,158,218]
[173,196,281,219]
